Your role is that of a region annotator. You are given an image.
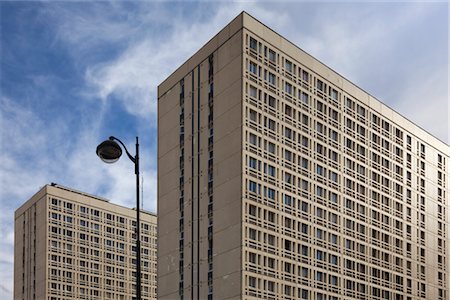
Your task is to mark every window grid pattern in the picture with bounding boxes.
[47,198,157,300]
[242,33,448,300]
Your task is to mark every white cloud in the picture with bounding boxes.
[269,2,448,142]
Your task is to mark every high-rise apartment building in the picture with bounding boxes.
[157,12,449,300]
[14,183,157,300]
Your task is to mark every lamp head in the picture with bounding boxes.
[96,139,122,163]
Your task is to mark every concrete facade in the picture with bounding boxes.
[158,12,449,300]
[14,183,157,300]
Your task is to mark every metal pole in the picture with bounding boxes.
[135,136,141,300]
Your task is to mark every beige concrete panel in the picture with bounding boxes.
[158,104,180,137]
[213,246,241,279]
[215,24,231,51]
[216,57,242,98]
[217,32,243,73]
[159,158,179,197]
[158,291,180,300]
[158,126,179,162]
[213,197,242,233]
[158,246,179,276]
[213,222,241,255]
[243,14,265,40]
[215,79,242,118]
[214,151,241,187]
[158,188,179,219]
[213,270,241,299]
[214,125,242,162]
[226,13,244,46]
[229,31,243,62]
[214,103,242,140]
[213,175,242,211]
[158,88,179,118]
[158,205,179,238]
[343,80,370,106]
[368,94,383,111]
[157,268,179,298]
[262,26,282,49]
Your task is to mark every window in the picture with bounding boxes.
[249,109,257,122]
[330,89,338,101]
[267,164,275,177]
[249,205,257,217]
[285,59,293,73]
[316,165,325,176]
[316,271,324,282]
[284,127,293,140]
[300,92,309,104]
[285,82,292,95]
[330,130,338,141]
[249,133,257,146]
[267,280,275,292]
[316,186,324,197]
[285,150,292,162]
[249,85,257,98]
[267,118,276,131]
[329,234,337,245]
[249,61,257,75]
[301,158,309,169]
[302,70,309,82]
[301,114,309,126]
[268,95,276,108]
[329,150,338,162]
[316,229,324,240]
[317,79,324,92]
[249,276,256,288]
[285,105,292,117]
[268,49,276,62]
[330,171,338,183]
[316,122,324,134]
[249,157,258,170]
[267,188,275,200]
[268,72,276,85]
[249,181,258,194]
[267,142,276,154]
[284,195,292,206]
[329,192,338,203]
[249,37,257,51]
[357,105,366,117]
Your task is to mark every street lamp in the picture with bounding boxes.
[96,136,141,300]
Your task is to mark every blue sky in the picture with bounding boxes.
[0,1,448,298]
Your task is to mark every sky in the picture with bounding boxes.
[0,1,448,298]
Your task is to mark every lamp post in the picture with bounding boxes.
[96,136,141,300]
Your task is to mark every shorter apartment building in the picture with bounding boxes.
[14,183,157,300]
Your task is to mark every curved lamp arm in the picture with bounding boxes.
[109,136,136,163]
